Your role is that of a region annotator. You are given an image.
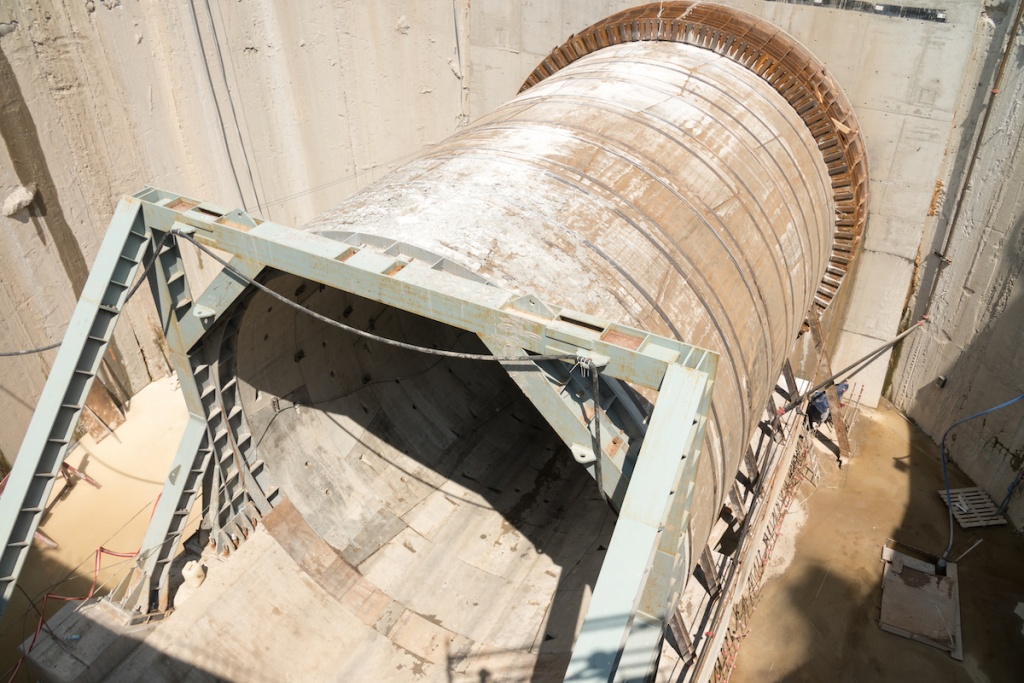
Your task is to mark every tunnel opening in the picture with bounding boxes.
[231,270,616,669]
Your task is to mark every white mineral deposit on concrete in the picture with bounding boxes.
[1,183,35,216]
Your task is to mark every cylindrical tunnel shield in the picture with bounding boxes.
[231,2,864,670]
[299,41,833,547]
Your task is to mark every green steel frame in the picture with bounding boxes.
[0,188,717,682]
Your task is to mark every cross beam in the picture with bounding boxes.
[135,188,712,391]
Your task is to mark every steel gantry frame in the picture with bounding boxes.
[0,188,717,682]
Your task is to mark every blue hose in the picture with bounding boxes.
[939,392,1024,564]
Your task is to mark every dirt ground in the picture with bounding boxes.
[0,376,189,680]
[731,399,1024,683]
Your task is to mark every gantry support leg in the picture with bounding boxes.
[111,418,210,615]
[479,335,634,508]
[112,225,274,616]
[177,256,264,350]
[0,188,721,632]
[0,199,150,615]
[565,362,713,683]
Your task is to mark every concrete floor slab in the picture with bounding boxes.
[879,549,960,655]
[731,400,1024,682]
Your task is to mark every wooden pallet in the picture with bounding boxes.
[938,487,1007,528]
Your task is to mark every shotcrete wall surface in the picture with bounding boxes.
[0,0,470,462]
[889,12,1024,529]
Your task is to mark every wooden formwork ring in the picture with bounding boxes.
[521,2,868,322]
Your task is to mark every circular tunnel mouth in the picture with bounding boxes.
[233,271,613,662]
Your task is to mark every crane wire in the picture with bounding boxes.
[171,228,584,365]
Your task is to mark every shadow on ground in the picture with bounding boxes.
[731,399,1024,682]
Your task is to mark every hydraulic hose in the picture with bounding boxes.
[938,391,1024,566]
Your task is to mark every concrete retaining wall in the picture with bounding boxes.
[888,4,1024,529]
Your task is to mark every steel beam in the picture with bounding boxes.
[479,335,635,508]
[0,199,149,616]
[133,188,710,391]
[116,221,271,615]
[111,417,208,614]
[1,186,719,678]
[178,257,263,350]
[130,188,719,673]
[565,362,713,682]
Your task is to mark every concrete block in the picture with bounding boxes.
[863,213,924,262]
[389,610,456,664]
[876,181,933,223]
[402,492,462,541]
[357,588,394,627]
[340,504,408,566]
[519,1,565,57]
[340,577,377,614]
[470,0,523,52]
[314,555,361,602]
[467,45,530,121]
[888,116,950,186]
[373,600,405,637]
[858,108,902,182]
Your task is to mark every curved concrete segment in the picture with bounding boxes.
[165,36,836,680]
[232,275,614,679]
[182,36,832,681]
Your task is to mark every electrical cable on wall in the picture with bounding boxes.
[0,233,169,358]
[0,342,62,358]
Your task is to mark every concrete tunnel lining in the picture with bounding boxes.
[233,270,616,660]
[301,39,835,568]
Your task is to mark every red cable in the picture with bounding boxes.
[9,495,161,682]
